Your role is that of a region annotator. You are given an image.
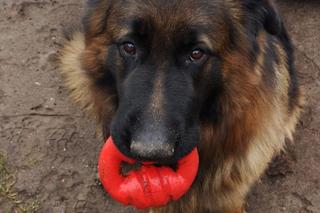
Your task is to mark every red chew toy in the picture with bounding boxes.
[98,137,199,209]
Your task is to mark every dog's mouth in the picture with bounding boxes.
[98,137,199,209]
[121,161,178,176]
[121,162,142,175]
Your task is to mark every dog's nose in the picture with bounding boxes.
[130,130,175,161]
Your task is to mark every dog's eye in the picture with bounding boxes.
[190,49,205,61]
[121,42,136,55]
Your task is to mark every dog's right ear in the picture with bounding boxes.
[243,0,282,36]
[82,0,113,38]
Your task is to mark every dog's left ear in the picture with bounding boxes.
[82,0,113,39]
[244,0,282,36]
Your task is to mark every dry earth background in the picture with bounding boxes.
[0,0,319,212]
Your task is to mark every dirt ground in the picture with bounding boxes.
[0,0,319,213]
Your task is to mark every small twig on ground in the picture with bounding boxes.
[0,113,82,118]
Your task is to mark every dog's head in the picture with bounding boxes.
[80,0,283,164]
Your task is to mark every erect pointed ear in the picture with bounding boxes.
[82,0,113,38]
[244,0,282,36]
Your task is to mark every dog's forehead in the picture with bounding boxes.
[119,1,224,28]
[111,0,228,43]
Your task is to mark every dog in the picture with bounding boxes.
[59,0,303,212]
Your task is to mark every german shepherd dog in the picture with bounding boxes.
[59,0,303,212]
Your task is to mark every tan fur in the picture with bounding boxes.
[148,72,165,119]
[59,32,96,116]
[58,32,116,131]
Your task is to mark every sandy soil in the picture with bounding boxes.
[0,0,319,212]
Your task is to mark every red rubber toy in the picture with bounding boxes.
[98,137,199,209]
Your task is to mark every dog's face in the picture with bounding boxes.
[81,0,282,163]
